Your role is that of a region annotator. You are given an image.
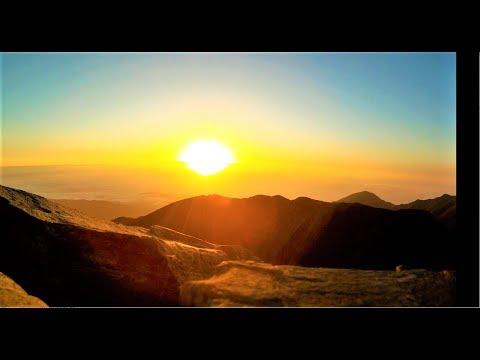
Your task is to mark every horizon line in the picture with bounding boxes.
[0,183,456,207]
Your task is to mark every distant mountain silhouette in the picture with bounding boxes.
[336,191,395,209]
[52,199,158,220]
[337,191,456,230]
[114,194,454,270]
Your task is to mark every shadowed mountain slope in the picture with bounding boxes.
[395,194,456,229]
[114,194,454,270]
[337,192,456,230]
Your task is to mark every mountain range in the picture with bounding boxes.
[337,191,455,227]
[0,185,456,306]
[114,192,455,269]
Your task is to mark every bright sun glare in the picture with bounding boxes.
[179,140,235,176]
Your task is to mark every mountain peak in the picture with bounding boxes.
[440,194,455,199]
[337,191,383,202]
[349,191,381,199]
[336,191,395,209]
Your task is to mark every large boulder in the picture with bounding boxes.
[0,185,257,306]
[180,261,456,307]
[0,272,48,307]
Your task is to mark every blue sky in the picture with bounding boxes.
[0,52,456,202]
[2,52,455,152]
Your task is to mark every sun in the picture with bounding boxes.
[179,140,235,176]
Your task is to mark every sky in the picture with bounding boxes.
[0,52,456,204]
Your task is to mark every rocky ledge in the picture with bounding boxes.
[0,185,257,306]
[180,261,455,307]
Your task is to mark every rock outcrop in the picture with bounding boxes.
[0,272,48,307]
[180,261,456,307]
[0,185,257,307]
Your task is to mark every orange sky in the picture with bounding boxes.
[1,53,456,204]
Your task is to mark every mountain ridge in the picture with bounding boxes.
[0,185,456,306]
[114,192,454,270]
[336,191,456,230]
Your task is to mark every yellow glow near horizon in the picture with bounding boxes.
[178,140,235,176]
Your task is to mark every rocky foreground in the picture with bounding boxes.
[0,185,456,307]
[0,185,257,306]
[0,272,48,307]
[181,261,455,307]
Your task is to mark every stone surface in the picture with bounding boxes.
[0,185,257,306]
[180,261,456,307]
[0,272,48,307]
